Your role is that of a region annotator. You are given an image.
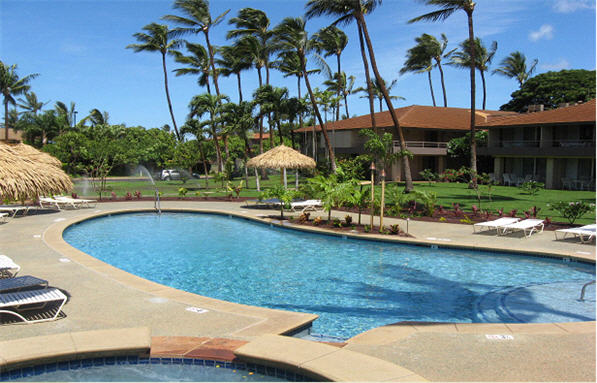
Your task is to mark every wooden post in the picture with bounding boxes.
[370,162,376,229]
[380,169,386,232]
[282,168,287,189]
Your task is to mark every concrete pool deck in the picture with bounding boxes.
[0,200,594,381]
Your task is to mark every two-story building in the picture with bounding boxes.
[295,105,515,180]
[477,99,596,190]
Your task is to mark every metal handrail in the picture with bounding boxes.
[393,141,448,148]
[154,189,161,214]
[579,280,595,301]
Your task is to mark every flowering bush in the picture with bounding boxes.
[439,166,471,183]
[125,192,133,200]
[550,201,595,224]
[134,191,142,199]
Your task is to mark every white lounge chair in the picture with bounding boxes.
[499,219,544,238]
[38,197,63,210]
[0,205,33,218]
[0,212,8,223]
[473,217,520,233]
[54,196,97,208]
[0,255,20,278]
[0,276,48,293]
[290,199,323,213]
[0,288,67,323]
[555,224,596,243]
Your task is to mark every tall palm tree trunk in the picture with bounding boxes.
[204,31,220,96]
[437,61,448,107]
[161,53,180,141]
[301,56,336,173]
[427,71,437,107]
[480,69,487,110]
[357,23,378,134]
[336,54,341,121]
[357,14,413,192]
[467,11,478,188]
[3,102,9,141]
[236,72,243,102]
[256,67,267,179]
[199,143,209,188]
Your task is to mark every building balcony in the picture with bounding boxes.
[393,141,448,155]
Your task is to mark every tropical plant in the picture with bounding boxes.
[264,184,297,219]
[163,0,230,96]
[519,180,544,196]
[549,201,594,225]
[312,25,348,121]
[0,61,39,141]
[450,38,497,110]
[215,45,252,102]
[17,91,47,116]
[305,0,414,191]
[126,23,182,141]
[355,77,404,112]
[420,168,438,184]
[226,180,244,198]
[493,51,537,88]
[273,16,337,172]
[188,93,229,172]
[410,0,479,188]
[413,190,437,216]
[173,42,212,94]
[345,185,370,225]
[400,37,436,106]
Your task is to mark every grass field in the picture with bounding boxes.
[73,175,596,225]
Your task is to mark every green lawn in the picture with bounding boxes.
[73,176,596,225]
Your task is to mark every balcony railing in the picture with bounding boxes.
[496,139,595,148]
[499,140,540,148]
[553,139,595,148]
[393,141,448,148]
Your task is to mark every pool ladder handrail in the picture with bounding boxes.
[579,280,595,301]
[154,188,161,214]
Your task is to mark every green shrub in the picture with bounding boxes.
[419,168,438,184]
[519,181,544,195]
[549,201,595,224]
[178,187,188,197]
[413,190,438,216]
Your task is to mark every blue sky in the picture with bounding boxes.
[1,0,595,129]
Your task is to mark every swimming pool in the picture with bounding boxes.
[63,212,596,339]
[4,356,297,382]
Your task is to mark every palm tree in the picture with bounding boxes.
[80,108,110,127]
[416,33,453,107]
[493,51,537,88]
[253,85,289,146]
[409,0,479,187]
[305,0,414,191]
[216,45,252,102]
[173,42,212,94]
[227,7,275,85]
[188,93,229,172]
[400,39,436,106]
[163,0,230,96]
[180,118,212,186]
[54,101,77,129]
[0,61,38,141]
[126,22,182,141]
[17,91,47,115]
[273,17,337,172]
[450,38,497,110]
[312,25,348,121]
[272,50,320,156]
[220,101,255,187]
[356,78,404,112]
[323,71,355,118]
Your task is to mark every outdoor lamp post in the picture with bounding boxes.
[380,169,386,232]
[370,162,376,229]
[73,111,78,127]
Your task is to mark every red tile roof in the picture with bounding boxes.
[250,132,271,140]
[478,99,596,127]
[294,105,516,133]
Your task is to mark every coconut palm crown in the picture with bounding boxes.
[0,61,39,141]
[493,51,538,88]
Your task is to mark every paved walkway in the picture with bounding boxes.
[0,201,594,381]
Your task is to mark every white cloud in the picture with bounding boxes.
[553,0,595,13]
[60,41,87,55]
[529,24,554,42]
[540,59,570,71]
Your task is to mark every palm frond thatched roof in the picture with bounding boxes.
[9,143,62,167]
[246,145,316,170]
[0,142,73,201]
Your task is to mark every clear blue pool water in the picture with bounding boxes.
[7,358,288,382]
[63,212,596,339]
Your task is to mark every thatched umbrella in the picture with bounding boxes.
[0,143,73,202]
[247,144,316,189]
[9,143,62,168]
